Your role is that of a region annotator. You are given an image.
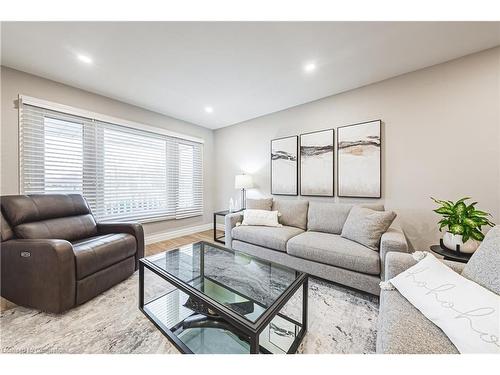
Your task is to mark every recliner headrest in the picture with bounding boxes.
[1,194,92,226]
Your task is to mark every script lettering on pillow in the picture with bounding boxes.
[390,254,500,353]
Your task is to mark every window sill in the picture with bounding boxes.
[99,213,203,224]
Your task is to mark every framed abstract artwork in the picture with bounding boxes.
[337,120,381,198]
[271,135,298,195]
[299,129,334,197]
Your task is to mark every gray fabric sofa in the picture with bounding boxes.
[225,199,409,295]
[376,252,462,354]
[377,225,500,354]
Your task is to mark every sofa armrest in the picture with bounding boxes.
[224,212,243,248]
[385,252,466,280]
[97,222,144,270]
[384,252,416,280]
[0,239,75,313]
[379,225,409,280]
[442,259,466,274]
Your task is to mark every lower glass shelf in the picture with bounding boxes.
[143,288,301,354]
[178,327,250,354]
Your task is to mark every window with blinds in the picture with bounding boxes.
[19,102,203,222]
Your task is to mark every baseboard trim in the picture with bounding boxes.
[145,223,213,245]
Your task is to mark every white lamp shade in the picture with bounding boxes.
[235,174,253,189]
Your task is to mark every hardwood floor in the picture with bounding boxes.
[145,229,223,256]
[0,229,224,312]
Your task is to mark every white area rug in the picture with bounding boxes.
[0,273,378,354]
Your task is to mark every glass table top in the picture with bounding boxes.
[143,241,302,323]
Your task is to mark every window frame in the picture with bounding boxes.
[18,95,204,224]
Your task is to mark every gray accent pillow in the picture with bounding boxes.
[271,199,309,230]
[307,202,385,234]
[462,225,500,295]
[246,198,273,211]
[341,206,396,251]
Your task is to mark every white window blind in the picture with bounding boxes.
[19,102,204,222]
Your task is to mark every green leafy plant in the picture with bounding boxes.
[431,197,495,242]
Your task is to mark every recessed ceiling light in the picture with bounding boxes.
[77,54,93,64]
[304,62,316,73]
[204,106,214,113]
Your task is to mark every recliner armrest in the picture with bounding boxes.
[1,239,76,313]
[224,212,243,248]
[379,224,409,280]
[96,222,144,269]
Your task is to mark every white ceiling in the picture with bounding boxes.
[2,22,500,129]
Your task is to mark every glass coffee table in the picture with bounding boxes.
[139,241,308,354]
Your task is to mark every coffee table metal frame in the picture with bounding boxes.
[139,241,308,354]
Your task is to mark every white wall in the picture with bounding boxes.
[1,66,215,238]
[2,48,499,250]
[214,47,500,251]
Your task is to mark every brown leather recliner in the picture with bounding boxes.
[0,194,144,313]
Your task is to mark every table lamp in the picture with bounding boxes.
[234,174,253,210]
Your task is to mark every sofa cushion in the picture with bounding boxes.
[1,194,98,242]
[462,225,500,295]
[14,214,98,242]
[272,199,309,230]
[377,289,458,353]
[72,233,137,279]
[341,206,396,250]
[286,231,380,275]
[1,212,14,241]
[307,202,385,234]
[307,202,353,234]
[246,198,273,211]
[361,203,385,212]
[1,194,92,226]
[231,225,304,252]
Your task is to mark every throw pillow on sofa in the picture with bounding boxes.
[389,253,500,353]
[461,225,500,295]
[341,206,396,250]
[241,209,281,227]
[246,198,273,211]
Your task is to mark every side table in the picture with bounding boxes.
[213,209,243,244]
[429,244,472,263]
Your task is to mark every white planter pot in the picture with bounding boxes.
[442,232,480,253]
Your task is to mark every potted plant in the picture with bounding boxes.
[431,197,495,253]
